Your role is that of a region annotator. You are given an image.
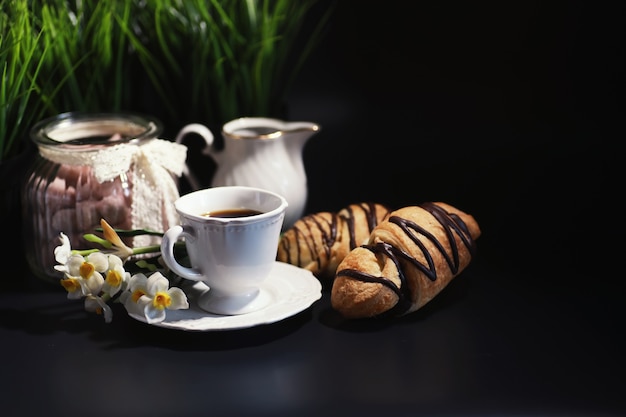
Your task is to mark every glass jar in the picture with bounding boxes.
[22,112,188,284]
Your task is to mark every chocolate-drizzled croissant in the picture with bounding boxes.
[331,202,481,319]
[277,202,391,280]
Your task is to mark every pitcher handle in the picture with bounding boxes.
[174,123,215,191]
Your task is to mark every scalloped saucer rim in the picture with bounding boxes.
[128,261,322,331]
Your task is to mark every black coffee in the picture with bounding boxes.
[202,208,263,218]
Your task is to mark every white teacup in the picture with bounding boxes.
[160,186,288,315]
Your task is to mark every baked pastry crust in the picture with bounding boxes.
[331,202,481,318]
[277,202,391,280]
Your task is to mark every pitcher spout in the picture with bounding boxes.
[283,120,320,147]
[284,121,321,136]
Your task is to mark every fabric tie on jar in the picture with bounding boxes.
[38,138,187,248]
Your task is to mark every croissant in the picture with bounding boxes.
[331,202,481,319]
[277,202,391,280]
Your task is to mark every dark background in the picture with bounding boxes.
[284,0,624,288]
[3,2,625,416]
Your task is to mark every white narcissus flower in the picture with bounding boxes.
[55,225,190,324]
[62,253,105,297]
[65,254,87,276]
[122,272,189,324]
[60,276,84,300]
[101,254,130,297]
[60,254,92,300]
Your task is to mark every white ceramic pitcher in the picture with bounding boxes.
[175,117,320,229]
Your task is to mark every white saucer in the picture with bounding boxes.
[128,262,322,331]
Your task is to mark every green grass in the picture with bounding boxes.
[141,0,333,126]
[0,0,54,160]
[0,0,332,162]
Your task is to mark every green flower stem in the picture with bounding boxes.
[83,233,113,248]
[131,245,162,256]
[131,241,187,256]
[72,248,101,257]
[73,241,185,258]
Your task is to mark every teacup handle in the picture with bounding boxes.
[160,225,204,281]
[174,123,215,191]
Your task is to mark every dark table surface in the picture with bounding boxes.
[2,246,625,417]
[3,1,625,416]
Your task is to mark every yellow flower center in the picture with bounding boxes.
[60,278,81,293]
[132,289,146,303]
[152,292,172,310]
[106,270,122,287]
[79,262,95,279]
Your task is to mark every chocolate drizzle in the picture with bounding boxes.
[339,202,387,250]
[279,212,339,271]
[336,202,477,317]
[278,202,389,273]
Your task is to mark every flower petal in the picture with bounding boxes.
[167,287,189,310]
[101,219,133,259]
[140,297,166,324]
[85,295,113,323]
[128,273,148,293]
[145,272,169,295]
[54,233,72,267]
[123,293,147,319]
[66,254,86,276]
[81,271,104,295]
[87,252,108,272]
[107,254,124,269]
[101,219,126,249]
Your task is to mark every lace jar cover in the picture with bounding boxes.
[22,113,187,284]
